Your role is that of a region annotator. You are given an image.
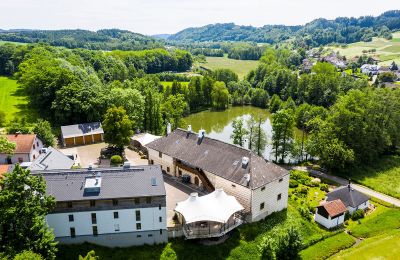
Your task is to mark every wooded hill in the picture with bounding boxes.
[0,29,163,50]
[168,10,400,47]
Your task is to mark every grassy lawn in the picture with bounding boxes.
[0,40,27,46]
[160,81,189,88]
[342,155,400,199]
[202,56,259,79]
[300,232,355,260]
[347,204,400,238]
[0,77,39,124]
[331,230,400,260]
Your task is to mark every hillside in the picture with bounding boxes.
[0,29,163,50]
[168,10,400,47]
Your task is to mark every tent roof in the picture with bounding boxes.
[131,133,161,146]
[175,189,244,224]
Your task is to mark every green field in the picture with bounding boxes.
[0,40,27,46]
[342,155,400,199]
[330,31,400,65]
[160,81,189,88]
[0,77,37,124]
[300,232,355,260]
[331,230,400,260]
[202,56,259,79]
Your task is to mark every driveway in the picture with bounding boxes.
[124,148,148,166]
[59,142,107,168]
[292,166,400,207]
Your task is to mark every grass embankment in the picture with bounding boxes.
[330,32,400,65]
[331,230,400,260]
[300,232,355,260]
[343,155,400,199]
[202,56,259,79]
[0,77,38,124]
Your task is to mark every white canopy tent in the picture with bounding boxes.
[175,189,244,224]
[132,133,161,147]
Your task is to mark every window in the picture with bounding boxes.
[146,197,151,204]
[261,186,265,191]
[90,200,95,207]
[70,227,76,238]
[37,141,39,147]
[159,204,161,210]
[33,154,36,160]
[18,158,23,163]
[33,144,36,149]
[150,160,154,165]
[178,170,182,176]
[114,224,120,232]
[92,226,98,236]
[112,199,118,206]
[67,202,73,208]
[135,198,140,204]
[167,167,170,173]
[148,234,153,237]
[91,213,97,224]
[68,214,74,222]
[231,184,236,188]
[137,234,142,238]
[160,229,163,235]
[277,194,282,201]
[260,202,265,210]
[136,223,141,230]
[135,210,141,221]
[113,212,119,219]
[159,216,162,223]
[159,151,162,158]
[279,178,283,182]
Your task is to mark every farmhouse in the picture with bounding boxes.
[35,165,167,247]
[146,128,290,222]
[326,184,369,214]
[0,134,44,164]
[360,64,380,75]
[315,199,347,229]
[28,147,74,171]
[61,122,104,147]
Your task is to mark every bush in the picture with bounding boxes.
[298,205,312,221]
[289,179,299,188]
[350,209,365,221]
[110,155,123,166]
[14,251,43,260]
[320,183,329,192]
[290,170,312,186]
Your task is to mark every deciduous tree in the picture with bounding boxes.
[102,106,133,149]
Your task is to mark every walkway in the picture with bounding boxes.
[292,166,400,207]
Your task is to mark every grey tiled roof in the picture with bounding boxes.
[61,122,103,138]
[33,166,165,202]
[146,129,288,189]
[327,185,369,208]
[29,147,74,171]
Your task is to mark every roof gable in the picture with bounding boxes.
[2,134,37,154]
[318,199,347,217]
[29,147,74,171]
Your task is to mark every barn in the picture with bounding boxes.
[61,122,104,147]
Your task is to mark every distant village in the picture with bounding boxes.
[0,121,372,247]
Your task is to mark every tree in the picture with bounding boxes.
[162,94,188,130]
[275,227,302,260]
[311,62,337,76]
[102,106,133,149]
[7,118,30,134]
[79,250,99,260]
[269,94,283,113]
[0,165,57,259]
[259,236,276,260]
[230,119,249,147]
[212,69,238,85]
[14,251,43,260]
[247,116,257,151]
[249,117,267,156]
[33,119,55,147]
[211,81,229,110]
[251,88,269,108]
[271,109,295,162]
[0,136,16,155]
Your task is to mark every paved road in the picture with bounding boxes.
[292,166,400,207]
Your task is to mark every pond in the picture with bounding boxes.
[184,106,301,162]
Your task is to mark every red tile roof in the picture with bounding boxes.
[3,134,36,154]
[320,199,347,217]
[0,165,10,179]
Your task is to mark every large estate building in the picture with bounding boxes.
[146,128,290,222]
[35,165,167,247]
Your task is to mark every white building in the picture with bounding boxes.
[146,128,290,222]
[0,134,43,164]
[315,199,347,229]
[326,184,370,214]
[360,64,380,75]
[36,165,167,247]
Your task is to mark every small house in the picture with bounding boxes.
[0,134,44,164]
[61,122,104,147]
[315,199,347,229]
[326,184,369,214]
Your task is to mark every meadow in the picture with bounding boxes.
[330,31,400,65]
[0,77,38,124]
[202,55,259,79]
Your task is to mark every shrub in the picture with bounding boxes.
[298,206,312,221]
[14,251,43,260]
[290,170,312,186]
[275,227,303,260]
[320,183,329,192]
[110,155,123,166]
[351,209,365,221]
[289,179,299,188]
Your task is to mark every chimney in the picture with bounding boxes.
[187,125,192,133]
[123,161,131,169]
[242,157,249,168]
[348,179,351,190]
[197,129,206,144]
[88,164,93,170]
[166,123,171,136]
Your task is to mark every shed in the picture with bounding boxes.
[315,199,347,229]
[61,122,104,147]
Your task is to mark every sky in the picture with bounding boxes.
[0,0,399,35]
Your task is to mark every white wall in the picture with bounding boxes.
[348,201,369,214]
[314,209,344,229]
[46,207,167,238]
[251,174,290,222]
[0,136,43,164]
[148,148,174,175]
[29,136,44,161]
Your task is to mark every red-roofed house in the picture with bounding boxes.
[0,134,44,164]
[315,199,347,229]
